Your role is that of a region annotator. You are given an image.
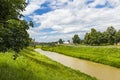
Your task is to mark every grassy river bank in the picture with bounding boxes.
[0,47,97,80]
[41,45,120,68]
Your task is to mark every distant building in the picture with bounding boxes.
[63,41,70,44]
[58,40,71,44]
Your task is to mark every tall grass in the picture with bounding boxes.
[0,47,97,80]
[41,45,120,68]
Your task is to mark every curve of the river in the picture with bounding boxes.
[35,49,120,80]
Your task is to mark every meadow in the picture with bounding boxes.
[41,45,120,68]
[0,47,97,80]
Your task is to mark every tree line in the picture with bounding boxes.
[84,26,120,45]
[59,26,120,45]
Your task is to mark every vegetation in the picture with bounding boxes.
[58,38,63,44]
[58,26,120,46]
[84,26,120,45]
[0,0,32,52]
[41,45,120,68]
[0,47,97,80]
[72,34,81,44]
[115,30,120,44]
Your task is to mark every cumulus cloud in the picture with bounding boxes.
[25,0,120,42]
[88,0,106,7]
[22,0,47,15]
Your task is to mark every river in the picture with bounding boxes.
[35,49,120,80]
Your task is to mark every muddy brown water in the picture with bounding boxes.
[35,49,120,80]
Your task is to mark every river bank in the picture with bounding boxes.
[0,47,97,80]
[35,49,120,80]
[41,45,120,68]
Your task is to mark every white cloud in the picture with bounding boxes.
[22,0,47,15]
[26,0,120,42]
[88,0,107,7]
[108,0,120,7]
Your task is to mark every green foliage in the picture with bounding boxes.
[41,45,120,68]
[84,33,89,45]
[0,0,26,21]
[58,39,63,44]
[115,30,120,44]
[84,26,120,45]
[84,28,102,45]
[100,32,108,44]
[0,48,97,80]
[72,34,81,44]
[0,19,31,52]
[0,0,32,52]
[106,26,116,45]
[29,21,34,27]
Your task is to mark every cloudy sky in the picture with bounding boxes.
[23,0,120,42]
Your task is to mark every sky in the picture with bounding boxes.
[22,0,120,42]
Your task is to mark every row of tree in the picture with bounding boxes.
[0,0,33,52]
[84,26,120,45]
[59,26,120,45]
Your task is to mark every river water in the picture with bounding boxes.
[35,49,120,80]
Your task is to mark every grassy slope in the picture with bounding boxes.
[0,47,97,80]
[41,45,120,68]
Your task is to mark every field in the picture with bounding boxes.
[0,47,97,80]
[41,45,120,68]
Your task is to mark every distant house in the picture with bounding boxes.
[58,40,71,44]
[63,41,70,44]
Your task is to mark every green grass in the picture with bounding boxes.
[41,45,120,68]
[0,47,97,80]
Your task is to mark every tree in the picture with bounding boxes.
[29,21,34,27]
[0,0,32,53]
[89,28,98,45]
[84,33,90,45]
[100,32,108,44]
[115,30,120,44]
[84,28,105,45]
[58,39,63,44]
[72,34,81,44]
[106,26,116,45]
[84,28,102,45]
[83,26,118,45]
[0,0,26,22]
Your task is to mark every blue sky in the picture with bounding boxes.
[23,0,120,42]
